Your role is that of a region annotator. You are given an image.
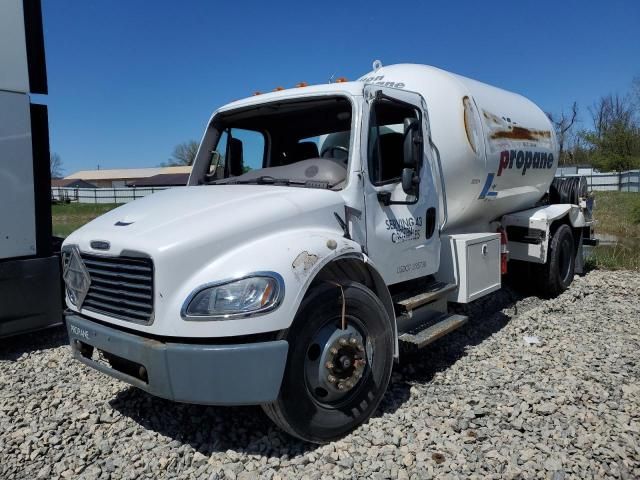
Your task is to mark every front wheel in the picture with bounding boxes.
[262,281,394,443]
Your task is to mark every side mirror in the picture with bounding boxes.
[402,167,419,196]
[403,117,422,168]
[227,138,244,177]
[402,118,422,196]
[204,151,222,182]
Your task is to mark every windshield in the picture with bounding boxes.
[196,96,353,189]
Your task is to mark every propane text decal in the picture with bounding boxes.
[358,75,406,89]
[497,150,554,176]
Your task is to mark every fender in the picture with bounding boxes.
[299,250,400,359]
[502,204,590,264]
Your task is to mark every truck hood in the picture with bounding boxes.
[64,185,346,257]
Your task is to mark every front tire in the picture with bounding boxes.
[262,281,394,443]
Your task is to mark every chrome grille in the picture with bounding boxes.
[80,253,154,324]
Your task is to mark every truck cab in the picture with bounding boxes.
[64,65,592,443]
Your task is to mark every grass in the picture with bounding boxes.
[591,191,640,238]
[586,243,640,271]
[587,191,640,271]
[52,202,120,238]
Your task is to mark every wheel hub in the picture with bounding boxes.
[305,323,369,403]
[324,335,366,392]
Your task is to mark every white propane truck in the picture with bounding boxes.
[63,62,595,443]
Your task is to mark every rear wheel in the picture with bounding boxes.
[262,281,394,443]
[537,224,575,297]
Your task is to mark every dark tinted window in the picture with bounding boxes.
[368,100,419,185]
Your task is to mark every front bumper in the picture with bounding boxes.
[66,313,288,405]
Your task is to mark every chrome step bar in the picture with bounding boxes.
[398,313,468,349]
[394,281,457,314]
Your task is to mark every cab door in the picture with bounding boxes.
[361,86,440,284]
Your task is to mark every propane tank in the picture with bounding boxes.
[358,63,558,232]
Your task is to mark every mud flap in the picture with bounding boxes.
[575,236,585,275]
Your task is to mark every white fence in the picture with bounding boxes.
[556,169,640,192]
[52,186,173,204]
[52,169,640,203]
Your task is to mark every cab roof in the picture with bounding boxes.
[217,81,366,114]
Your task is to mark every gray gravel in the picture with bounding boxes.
[1,269,639,479]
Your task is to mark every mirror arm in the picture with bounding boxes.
[377,191,419,206]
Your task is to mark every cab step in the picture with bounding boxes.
[398,313,468,349]
[394,281,457,314]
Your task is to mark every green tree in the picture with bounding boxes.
[579,89,640,171]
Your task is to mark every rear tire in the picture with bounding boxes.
[262,281,394,443]
[537,224,575,297]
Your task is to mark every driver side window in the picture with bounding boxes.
[368,101,420,185]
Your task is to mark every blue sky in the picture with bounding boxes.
[38,0,639,175]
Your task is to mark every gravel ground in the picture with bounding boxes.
[1,269,639,479]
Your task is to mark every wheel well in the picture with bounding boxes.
[308,257,398,357]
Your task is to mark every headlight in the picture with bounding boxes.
[183,273,284,319]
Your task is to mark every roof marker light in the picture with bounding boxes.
[273,86,285,91]
[296,82,308,88]
[335,77,348,83]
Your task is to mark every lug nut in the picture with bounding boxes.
[350,337,357,345]
[337,383,345,390]
[339,338,348,346]
[325,361,334,369]
[327,375,337,384]
[330,347,338,355]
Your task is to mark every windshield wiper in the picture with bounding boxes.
[207,175,334,189]
[230,176,335,189]
[229,176,301,185]
[203,176,286,186]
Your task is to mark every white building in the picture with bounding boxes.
[64,166,192,188]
